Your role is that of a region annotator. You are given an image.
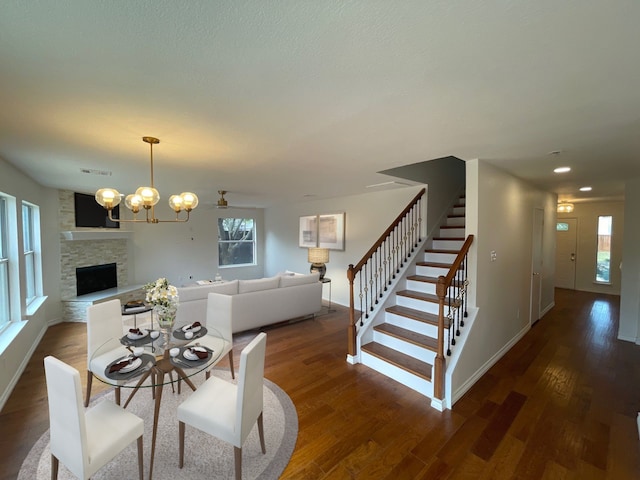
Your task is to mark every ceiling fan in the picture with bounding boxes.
[213,190,260,210]
[216,190,229,209]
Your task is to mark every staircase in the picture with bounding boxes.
[359,194,466,401]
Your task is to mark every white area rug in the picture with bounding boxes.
[19,370,297,480]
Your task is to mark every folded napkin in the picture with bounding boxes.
[183,321,201,331]
[188,347,208,359]
[129,328,143,335]
[109,356,133,373]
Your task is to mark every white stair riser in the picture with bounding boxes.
[446,216,465,227]
[372,331,437,364]
[433,239,464,250]
[407,279,437,295]
[439,228,465,238]
[385,313,438,338]
[424,252,458,263]
[396,296,440,315]
[421,265,450,277]
[361,351,433,397]
[451,206,465,216]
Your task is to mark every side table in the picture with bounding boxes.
[321,277,335,313]
[122,304,153,329]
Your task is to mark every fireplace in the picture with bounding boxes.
[76,263,118,296]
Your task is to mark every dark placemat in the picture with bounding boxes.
[170,346,213,369]
[173,325,207,340]
[104,353,155,380]
[120,330,158,347]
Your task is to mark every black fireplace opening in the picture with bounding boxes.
[76,263,117,296]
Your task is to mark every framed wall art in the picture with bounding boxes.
[298,215,318,248]
[318,213,345,251]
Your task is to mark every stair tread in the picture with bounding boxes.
[433,237,465,242]
[440,225,465,229]
[386,305,444,326]
[397,289,461,307]
[447,214,465,218]
[425,249,461,254]
[417,261,454,268]
[374,323,438,351]
[361,342,432,381]
[407,274,438,284]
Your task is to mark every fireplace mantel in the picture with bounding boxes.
[61,230,133,241]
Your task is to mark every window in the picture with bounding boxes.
[595,215,612,283]
[0,196,9,328]
[22,202,41,304]
[218,218,255,267]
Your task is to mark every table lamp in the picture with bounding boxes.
[308,247,329,280]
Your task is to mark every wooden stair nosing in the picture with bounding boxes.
[424,248,461,254]
[397,289,461,308]
[433,237,465,241]
[373,323,438,352]
[416,261,455,269]
[361,342,432,381]
[406,274,439,284]
[440,225,465,229]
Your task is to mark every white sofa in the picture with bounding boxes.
[175,272,322,333]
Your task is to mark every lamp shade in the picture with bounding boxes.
[308,248,329,264]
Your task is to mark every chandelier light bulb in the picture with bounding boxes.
[95,188,121,209]
[180,192,199,211]
[168,194,184,212]
[135,186,160,207]
[125,194,142,213]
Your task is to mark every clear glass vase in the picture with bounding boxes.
[154,308,176,357]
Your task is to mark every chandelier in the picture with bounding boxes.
[557,202,574,213]
[95,136,198,223]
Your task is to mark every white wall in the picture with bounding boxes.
[557,201,624,295]
[0,157,61,408]
[452,159,556,400]
[263,185,428,307]
[619,177,640,343]
[130,206,265,286]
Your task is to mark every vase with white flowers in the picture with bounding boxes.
[144,277,179,353]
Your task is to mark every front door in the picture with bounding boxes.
[556,218,577,289]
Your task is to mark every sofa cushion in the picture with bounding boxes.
[238,276,280,294]
[279,272,320,288]
[178,280,238,302]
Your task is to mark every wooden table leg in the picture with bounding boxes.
[148,369,165,480]
[123,369,154,409]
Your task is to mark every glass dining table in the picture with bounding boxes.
[90,322,226,480]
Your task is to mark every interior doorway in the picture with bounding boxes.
[556,218,577,289]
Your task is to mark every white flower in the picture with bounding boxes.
[143,277,179,318]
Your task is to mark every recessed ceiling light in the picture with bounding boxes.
[553,166,571,173]
[579,186,592,192]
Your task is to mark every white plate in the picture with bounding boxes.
[116,357,142,374]
[182,324,202,334]
[183,348,207,361]
[126,329,148,340]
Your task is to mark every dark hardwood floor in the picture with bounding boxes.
[1,288,638,479]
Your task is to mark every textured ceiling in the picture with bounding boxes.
[1,1,639,208]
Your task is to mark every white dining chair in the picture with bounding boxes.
[44,355,145,480]
[85,299,131,407]
[177,332,267,480]
[186,292,235,380]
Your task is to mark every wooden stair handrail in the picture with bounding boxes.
[348,188,425,276]
[433,234,474,400]
[347,188,425,356]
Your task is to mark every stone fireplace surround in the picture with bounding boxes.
[59,190,143,322]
